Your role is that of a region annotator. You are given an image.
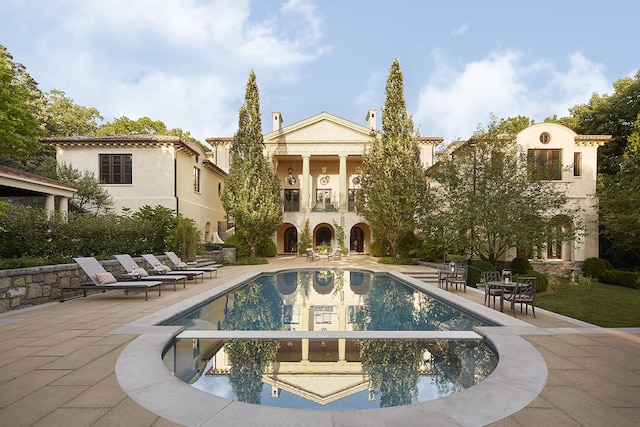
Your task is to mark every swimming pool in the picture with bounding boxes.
[114,264,547,426]
[160,269,499,410]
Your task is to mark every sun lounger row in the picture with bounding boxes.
[62,253,220,302]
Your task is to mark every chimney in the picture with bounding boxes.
[366,110,377,130]
[272,112,283,131]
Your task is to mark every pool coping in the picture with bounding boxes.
[111,267,551,426]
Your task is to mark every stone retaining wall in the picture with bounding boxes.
[0,250,235,313]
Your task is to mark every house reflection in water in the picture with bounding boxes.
[162,270,497,409]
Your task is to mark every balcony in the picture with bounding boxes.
[312,202,339,212]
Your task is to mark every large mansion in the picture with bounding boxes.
[43,112,610,263]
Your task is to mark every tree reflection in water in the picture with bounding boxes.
[222,281,282,404]
[356,275,497,407]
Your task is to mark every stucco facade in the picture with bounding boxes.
[208,111,442,255]
[515,123,611,262]
[44,135,227,244]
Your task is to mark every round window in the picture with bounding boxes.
[540,132,551,144]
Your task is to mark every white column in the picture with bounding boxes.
[302,155,310,212]
[339,155,347,212]
[58,197,69,212]
[44,195,55,215]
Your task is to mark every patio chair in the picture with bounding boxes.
[447,264,468,292]
[482,271,504,308]
[329,249,342,260]
[306,248,320,261]
[141,254,205,283]
[63,257,163,301]
[164,251,218,278]
[114,254,187,291]
[502,276,537,318]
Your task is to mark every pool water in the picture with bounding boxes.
[163,338,498,410]
[162,270,492,332]
[160,269,498,410]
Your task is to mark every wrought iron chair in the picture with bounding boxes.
[447,264,468,292]
[482,270,503,308]
[502,276,537,318]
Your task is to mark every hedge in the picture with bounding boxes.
[600,270,640,289]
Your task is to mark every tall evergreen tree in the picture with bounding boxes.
[221,70,282,257]
[356,59,426,257]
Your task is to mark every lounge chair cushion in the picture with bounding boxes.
[96,272,117,285]
[175,261,188,270]
[133,267,149,277]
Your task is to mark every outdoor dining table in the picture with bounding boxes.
[487,280,519,312]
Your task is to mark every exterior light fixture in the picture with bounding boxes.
[287,156,296,185]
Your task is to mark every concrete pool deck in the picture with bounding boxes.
[1,255,639,426]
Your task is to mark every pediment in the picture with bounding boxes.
[264,112,373,145]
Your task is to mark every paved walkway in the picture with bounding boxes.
[0,255,638,426]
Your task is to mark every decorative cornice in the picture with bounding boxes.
[42,134,200,156]
[574,135,612,146]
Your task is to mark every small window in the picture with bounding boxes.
[193,167,201,192]
[100,154,132,184]
[539,132,551,144]
[573,152,582,177]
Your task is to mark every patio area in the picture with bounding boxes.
[0,255,639,426]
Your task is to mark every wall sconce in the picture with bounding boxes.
[287,156,297,185]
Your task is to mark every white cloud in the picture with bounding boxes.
[414,49,611,143]
[26,0,330,141]
[451,23,469,37]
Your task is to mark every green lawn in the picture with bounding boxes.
[536,282,640,328]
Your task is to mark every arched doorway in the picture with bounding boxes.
[315,226,332,248]
[350,226,364,253]
[284,226,298,253]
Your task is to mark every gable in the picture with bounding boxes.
[264,113,372,145]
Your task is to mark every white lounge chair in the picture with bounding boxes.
[306,248,320,261]
[164,251,218,278]
[64,257,163,301]
[141,254,205,283]
[114,254,187,291]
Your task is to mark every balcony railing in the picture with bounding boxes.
[312,202,339,212]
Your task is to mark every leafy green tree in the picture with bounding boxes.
[597,112,640,261]
[570,71,640,175]
[167,214,201,261]
[0,53,43,157]
[95,116,168,135]
[496,115,535,134]
[56,163,113,214]
[44,89,103,136]
[356,59,426,257]
[221,70,282,257]
[131,205,177,254]
[428,116,581,264]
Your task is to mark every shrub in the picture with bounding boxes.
[467,260,495,288]
[600,270,640,289]
[398,231,421,258]
[258,239,277,257]
[225,233,251,259]
[369,239,388,257]
[378,257,416,265]
[297,219,313,256]
[583,257,614,280]
[509,257,532,274]
[519,270,548,293]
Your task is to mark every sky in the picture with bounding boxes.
[1,0,638,146]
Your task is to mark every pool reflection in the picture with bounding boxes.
[162,338,498,410]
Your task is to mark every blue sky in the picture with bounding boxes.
[1,0,637,145]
